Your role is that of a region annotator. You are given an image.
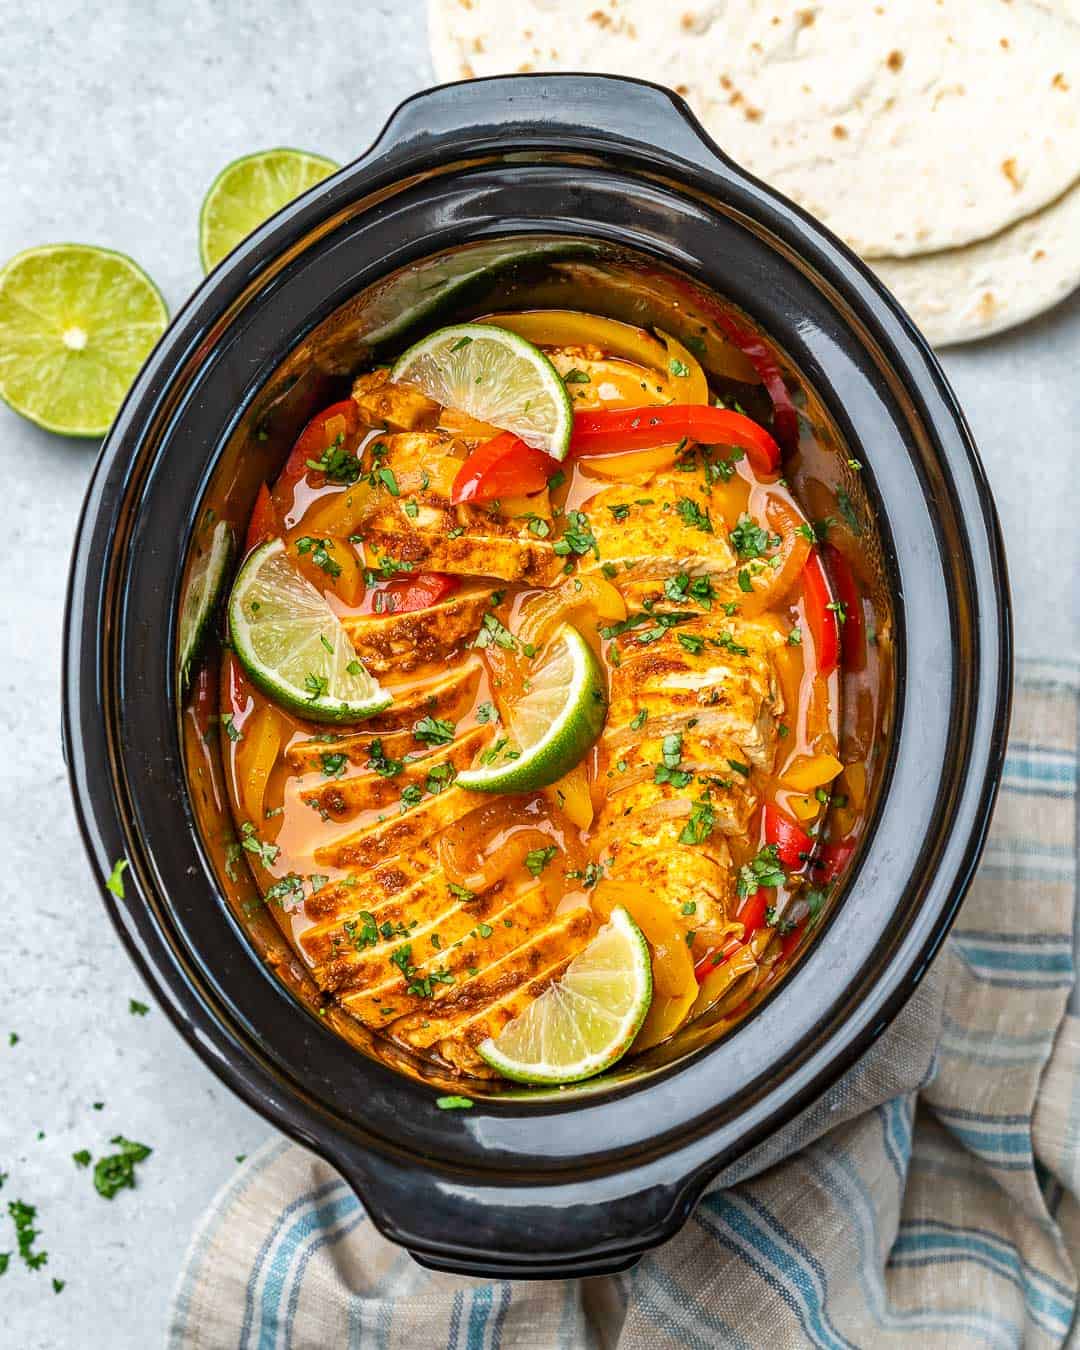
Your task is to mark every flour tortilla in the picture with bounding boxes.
[429,0,1080,260]
[871,176,1080,345]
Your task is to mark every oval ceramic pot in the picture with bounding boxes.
[63,75,1011,1280]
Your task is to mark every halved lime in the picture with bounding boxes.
[0,244,168,437]
[178,518,234,690]
[199,148,339,272]
[390,323,573,459]
[479,906,652,1084]
[458,624,606,793]
[228,539,390,722]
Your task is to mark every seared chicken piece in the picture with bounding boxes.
[388,906,595,1064]
[341,584,494,676]
[604,616,784,768]
[591,613,783,938]
[360,434,563,586]
[582,472,737,580]
[351,369,440,431]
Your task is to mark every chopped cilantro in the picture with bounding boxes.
[678,633,705,655]
[128,1000,149,1017]
[669,357,691,377]
[92,1137,152,1200]
[343,913,380,950]
[679,794,716,846]
[436,1095,474,1110]
[320,752,348,778]
[413,715,456,746]
[553,510,599,559]
[736,844,786,899]
[105,859,128,900]
[306,433,359,484]
[524,845,558,877]
[240,822,278,868]
[563,368,590,384]
[675,497,713,533]
[72,1151,91,1169]
[448,882,477,902]
[295,536,342,578]
[729,513,776,559]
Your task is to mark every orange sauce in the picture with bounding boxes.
[218,339,848,1067]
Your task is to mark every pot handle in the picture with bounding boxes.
[363,73,740,182]
[329,1136,699,1280]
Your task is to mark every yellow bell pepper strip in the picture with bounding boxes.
[781,752,844,794]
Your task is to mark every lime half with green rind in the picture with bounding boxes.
[228,538,390,722]
[478,906,653,1084]
[457,624,606,793]
[390,322,574,459]
[0,243,168,437]
[199,148,339,272]
[179,518,234,690]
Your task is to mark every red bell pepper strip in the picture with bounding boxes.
[736,887,770,941]
[568,405,781,475]
[779,918,807,963]
[710,313,800,455]
[374,572,460,614]
[244,483,281,554]
[801,548,840,676]
[817,836,855,885]
[692,887,772,981]
[824,543,865,672]
[275,399,363,495]
[451,432,560,505]
[764,803,814,871]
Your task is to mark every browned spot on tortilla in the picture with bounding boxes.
[517,61,534,73]
[729,90,744,107]
[1001,158,1021,191]
[1053,72,1070,91]
[977,292,998,320]
[745,106,763,121]
[472,36,485,52]
[458,0,472,8]
[832,124,848,139]
[675,83,690,95]
[461,61,475,77]
[720,74,732,90]
[681,12,697,30]
[589,8,612,26]
[797,7,815,26]
[886,50,904,71]
[1033,249,1047,262]
[772,14,781,24]
[1000,37,1009,48]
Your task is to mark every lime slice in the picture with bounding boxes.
[458,624,606,793]
[228,538,390,722]
[199,148,339,272]
[479,906,652,1084]
[390,323,573,459]
[0,244,168,437]
[178,518,234,690]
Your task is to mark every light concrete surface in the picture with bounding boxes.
[1,4,1076,1347]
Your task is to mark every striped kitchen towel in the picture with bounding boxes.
[168,661,1080,1349]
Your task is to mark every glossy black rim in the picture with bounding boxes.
[63,75,1011,1277]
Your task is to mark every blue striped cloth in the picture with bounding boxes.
[169,661,1079,1349]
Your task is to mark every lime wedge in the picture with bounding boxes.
[390,323,573,459]
[199,148,339,272]
[178,517,234,690]
[458,624,606,793]
[479,906,652,1084]
[0,244,168,437]
[228,539,390,722]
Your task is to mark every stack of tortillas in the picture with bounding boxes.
[428,0,1080,345]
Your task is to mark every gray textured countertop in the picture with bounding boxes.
[3,4,1077,1347]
